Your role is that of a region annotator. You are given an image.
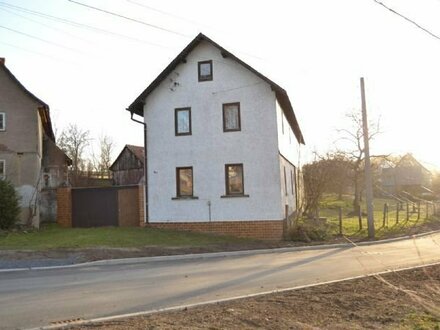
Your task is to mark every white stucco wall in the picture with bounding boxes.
[276,99,300,166]
[144,41,284,222]
[276,100,301,216]
[279,155,297,216]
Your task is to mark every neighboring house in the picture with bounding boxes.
[381,153,432,196]
[110,144,145,185]
[0,58,71,226]
[127,33,305,240]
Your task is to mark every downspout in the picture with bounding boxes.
[129,109,148,224]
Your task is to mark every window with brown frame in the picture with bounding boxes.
[198,60,213,81]
[284,166,287,196]
[225,164,244,195]
[0,160,5,179]
[0,113,5,131]
[176,167,193,197]
[175,107,191,136]
[223,102,241,132]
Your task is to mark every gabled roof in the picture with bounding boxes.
[127,33,305,144]
[109,144,145,171]
[126,144,145,163]
[396,153,431,174]
[0,60,55,141]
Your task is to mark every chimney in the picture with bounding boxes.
[0,58,4,65]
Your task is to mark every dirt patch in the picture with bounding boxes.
[74,264,440,329]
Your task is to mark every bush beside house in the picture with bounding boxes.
[0,180,20,229]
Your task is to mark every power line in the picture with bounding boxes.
[372,0,440,41]
[126,0,215,30]
[0,40,80,65]
[0,24,85,54]
[0,7,93,44]
[0,1,174,50]
[68,0,190,38]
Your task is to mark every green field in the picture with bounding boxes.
[319,194,440,239]
[0,224,251,250]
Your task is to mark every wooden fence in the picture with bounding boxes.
[335,200,440,235]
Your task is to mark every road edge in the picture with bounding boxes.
[25,260,440,330]
[2,229,440,273]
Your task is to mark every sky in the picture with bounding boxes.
[1,0,440,170]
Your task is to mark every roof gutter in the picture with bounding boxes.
[129,109,148,224]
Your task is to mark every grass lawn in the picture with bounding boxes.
[319,193,440,239]
[0,224,251,250]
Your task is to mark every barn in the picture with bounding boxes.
[110,145,145,185]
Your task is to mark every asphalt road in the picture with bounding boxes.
[1,234,440,330]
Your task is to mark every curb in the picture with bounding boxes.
[25,260,440,330]
[2,229,440,273]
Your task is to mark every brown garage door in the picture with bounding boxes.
[72,187,118,227]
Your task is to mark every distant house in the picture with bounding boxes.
[0,58,71,226]
[110,145,145,185]
[126,33,305,240]
[381,153,432,196]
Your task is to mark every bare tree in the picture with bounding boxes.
[324,152,353,199]
[336,112,384,214]
[58,124,90,185]
[97,135,114,178]
[302,153,335,217]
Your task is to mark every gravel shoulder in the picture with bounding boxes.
[74,264,440,330]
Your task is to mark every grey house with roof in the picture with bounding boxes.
[0,58,71,226]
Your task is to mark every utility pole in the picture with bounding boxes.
[360,77,375,239]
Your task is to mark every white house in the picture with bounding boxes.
[127,33,305,240]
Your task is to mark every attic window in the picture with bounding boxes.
[198,60,213,82]
[0,113,5,131]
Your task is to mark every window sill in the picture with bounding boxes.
[172,196,199,200]
[220,194,250,198]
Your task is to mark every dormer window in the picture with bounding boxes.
[0,113,5,131]
[198,60,213,82]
